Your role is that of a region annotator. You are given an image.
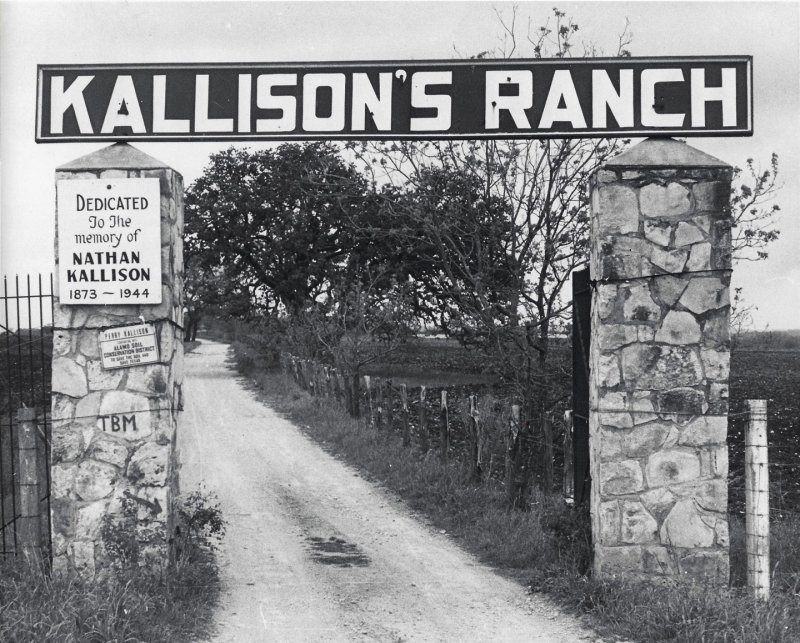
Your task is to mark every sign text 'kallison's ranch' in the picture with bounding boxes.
[37,58,752,141]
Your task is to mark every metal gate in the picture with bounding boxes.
[571,267,591,505]
[1,274,53,559]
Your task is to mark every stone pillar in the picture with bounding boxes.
[589,138,732,582]
[51,143,183,576]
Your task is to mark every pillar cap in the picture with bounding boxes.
[603,138,730,169]
[57,142,175,172]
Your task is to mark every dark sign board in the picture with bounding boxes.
[37,57,752,142]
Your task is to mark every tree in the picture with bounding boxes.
[348,7,631,496]
[184,143,373,316]
[730,153,781,262]
[182,254,253,340]
[285,270,418,416]
[730,287,757,351]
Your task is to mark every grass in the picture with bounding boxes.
[229,337,800,643]
[0,550,220,642]
[0,464,224,643]
[536,573,800,643]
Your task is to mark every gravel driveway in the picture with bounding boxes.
[179,340,597,642]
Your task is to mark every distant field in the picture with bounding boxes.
[363,338,497,387]
[364,337,800,513]
[729,350,800,513]
[0,328,51,414]
[363,337,495,377]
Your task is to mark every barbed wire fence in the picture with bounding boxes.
[279,353,792,600]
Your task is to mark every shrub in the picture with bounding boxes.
[0,486,227,641]
[100,496,140,571]
[173,486,227,570]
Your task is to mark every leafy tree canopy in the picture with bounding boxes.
[184,143,373,315]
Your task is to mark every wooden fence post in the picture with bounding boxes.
[419,386,429,452]
[541,414,554,493]
[469,395,482,481]
[349,372,361,417]
[505,404,520,502]
[15,408,42,564]
[385,379,394,430]
[400,384,410,446]
[334,369,345,406]
[299,360,307,390]
[440,390,449,461]
[563,410,574,500]
[364,376,374,427]
[310,361,318,397]
[375,378,384,429]
[746,399,770,601]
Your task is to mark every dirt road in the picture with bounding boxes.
[179,340,597,642]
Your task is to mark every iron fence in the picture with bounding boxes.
[0,274,53,559]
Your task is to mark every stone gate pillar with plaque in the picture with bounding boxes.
[51,143,183,575]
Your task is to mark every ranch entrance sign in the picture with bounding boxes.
[42,56,747,584]
[37,57,751,142]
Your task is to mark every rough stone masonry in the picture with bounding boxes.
[589,138,732,582]
[50,144,183,576]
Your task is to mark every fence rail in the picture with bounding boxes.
[1,274,53,560]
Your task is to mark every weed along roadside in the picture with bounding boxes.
[219,327,800,643]
[0,482,225,642]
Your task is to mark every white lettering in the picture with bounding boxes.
[238,74,251,133]
[410,71,452,131]
[539,70,586,129]
[302,73,346,132]
[195,74,234,132]
[256,74,297,132]
[485,70,532,129]
[101,76,146,134]
[592,69,633,128]
[152,75,190,133]
[351,73,392,131]
[50,76,94,134]
[691,68,737,127]
[641,68,685,127]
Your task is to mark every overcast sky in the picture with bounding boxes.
[1,1,798,328]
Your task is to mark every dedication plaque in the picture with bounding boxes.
[57,177,161,304]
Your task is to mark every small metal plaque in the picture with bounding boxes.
[100,322,159,369]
